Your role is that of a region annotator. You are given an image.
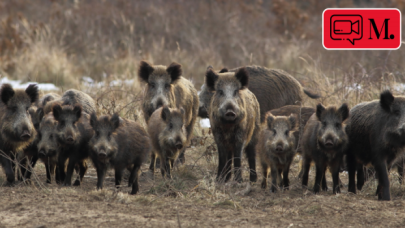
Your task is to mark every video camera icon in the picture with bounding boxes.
[330,15,363,45]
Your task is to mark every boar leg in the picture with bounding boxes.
[283,162,291,190]
[63,158,77,186]
[73,160,87,186]
[216,143,228,182]
[270,166,279,192]
[149,153,156,174]
[0,157,15,185]
[24,155,38,181]
[130,163,141,195]
[301,156,311,187]
[313,163,325,194]
[261,163,269,189]
[321,166,328,191]
[233,143,245,183]
[375,161,390,200]
[115,168,123,187]
[347,152,357,194]
[245,142,257,182]
[177,150,186,165]
[95,164,107,190]
[160,154,172,179]
[330,161,341,194]
[356,164,365,190]
[57,155,68,184]
[45,160,52,184]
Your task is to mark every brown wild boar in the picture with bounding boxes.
[259,113,297,192]
[147,106,187,178]
[206,67,260,182]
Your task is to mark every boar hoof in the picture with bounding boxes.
[73,180,81,186]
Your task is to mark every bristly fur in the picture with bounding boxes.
[219,68,229,73]
[380,90,394,112]
[25,84,39,103]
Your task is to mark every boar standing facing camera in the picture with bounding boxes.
[206,67,260,183]
[258,113,297,192]
[148,106,187,179]
[138,61,199,164]
[89,113,151,194]
[346,90,405,200]
[0,83,39,185]
[301,103,349,194]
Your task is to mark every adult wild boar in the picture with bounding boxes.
[259,113,297,192]
[199,66,319,122]
[206,67,260,182]
[138,61,199,164]
[346,90,405,200]
[301,104,349,194]
[89,113,151,194]
[0,83,39,185]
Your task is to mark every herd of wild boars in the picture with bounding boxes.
[1,61,405,201]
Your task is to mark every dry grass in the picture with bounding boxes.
[1,0,405,227]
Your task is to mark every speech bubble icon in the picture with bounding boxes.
[330,15,363,45]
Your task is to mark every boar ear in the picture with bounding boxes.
[52,104,62,121]
[37,108,44,122]
[111,113,120,130]
[0,83,15,105]
[219,68,229,73]
[235,67,249,89]
[316,103,326,120]
[205,68,218,91]
[288,114,297,129]
[338,103,349,121]
[73,105,82,121]
[161,106,171,122]
[266,113,275,129]
[138,60,154,83]
[25,84,39,103]
[380,90,394,112]
[166,62,182,83]
[90,112,97,128]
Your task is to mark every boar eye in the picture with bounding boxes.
[335,123,341,128]
[322,121,327,127]
[272,129,276,135]
[218,90,224,96]
[49,134,53,140]
[285,130,289,136]
[165,84,170,89]
[169,123,173,129]
[394,109,401,115]
[108,132,112,138]
[233,90,238,96]
[150,83,155,88]
[60,121,65,127]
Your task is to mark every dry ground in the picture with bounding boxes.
[1,133,405,228]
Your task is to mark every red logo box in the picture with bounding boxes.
[323,9,401,50]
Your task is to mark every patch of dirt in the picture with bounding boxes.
[1,144,405,227]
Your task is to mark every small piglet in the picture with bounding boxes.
[89,113,151,194]
[258,113,297,192]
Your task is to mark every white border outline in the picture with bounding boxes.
[322,8,402,50]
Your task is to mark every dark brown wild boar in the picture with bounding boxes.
[259,113,297,192]
[89,113,151,194]
[346,90,405,200]
[138,61,199,164]
[0,83,39,185]
[198,66,319,122]
[206,67,260,182]
[52,104,94,186]
[301,103,349,194]
[148,106,187,179]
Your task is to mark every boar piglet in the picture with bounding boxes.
[148,106,187,179]
[89,113,151,194]
[52,104,93,186]
[259,113,297,192]
[346,90,405,200]
[0,83,38,185]
[206,67,260,183]
[301,103,349,194]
